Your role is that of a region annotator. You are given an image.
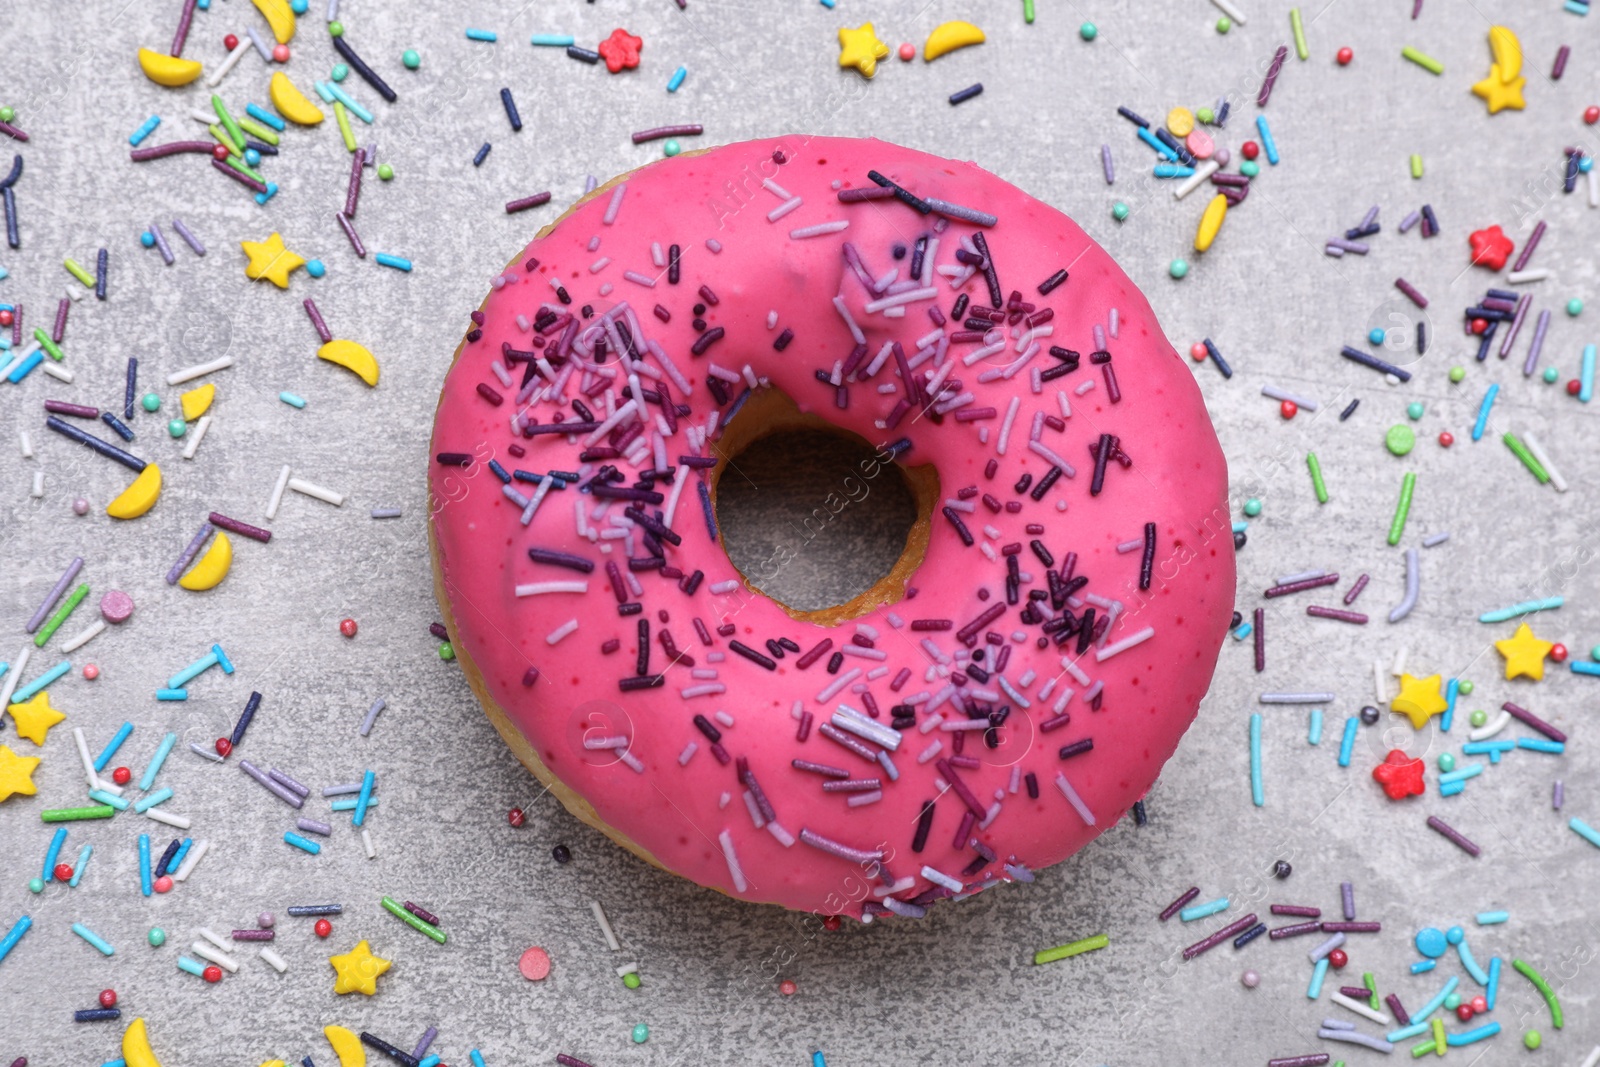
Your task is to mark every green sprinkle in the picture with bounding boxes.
[331,63,349,82]
[1111,201,1129,221]
[1197,107,1215,123]
[1289,9,1308,60]
[1401,46,1443,75]
[1410,154,1423,179]
[1240,159,1260,177]
[1459,680,1474,695]
[1503,432,1550,483]
[328,20,344,36]
[1243,497,1262,517]
[1216,16,1232,32]
[238,116,280,146]
[381,895,448,943]
[623,972,641,988]
[403,49,421,69]
[1387,471,1416,546]
[34,328,64,361]
[1307,452,1328,503]
[1406,401,1425,420]
[1543,366,1560,383]
[377,163,394,181]
[1449,366,1465,383]
[148,926,167,947]
[334,101,357,153]
[64,258,96,288]
[1023,0,1035,23]
[631,1023,650,1044]
[1567,297,1584,316]
[1511,958,1563,1028]
[35,582,89,647]
[28,877,43,894]
[211,94,246,157]
[1169,258,1189,279]
[1525,1030,1542,1050]
[1385,425,1415,456]
[1363,971,1379,1011]
[0,107,14,123]
[1033,933,1109,965]
[141,392,161,412]
[167,418,188,438]
[439,642,455,660]
[40,805,116,822]
[663,139,681,157]
[1079,21,1097,40]
[1438,752,1456,771]
[1469,709,1487,727]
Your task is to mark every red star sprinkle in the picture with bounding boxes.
[598,28,643,74]
[1468,225,1514,271]
[1371,748,1426,800]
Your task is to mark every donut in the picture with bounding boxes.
[429,135,1234,919]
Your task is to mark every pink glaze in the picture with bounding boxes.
[430,136,1234,919]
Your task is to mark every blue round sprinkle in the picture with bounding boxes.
[1582,156,1595,174]
[306,259,327,278]
[1367,327,1386,345]
[290,0,308,10]
[244,148,261,166]
[1415,927,1448,958]
[140,231,155,248]
[1446,924,1465,945]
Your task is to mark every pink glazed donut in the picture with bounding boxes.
[429,135,1234,919]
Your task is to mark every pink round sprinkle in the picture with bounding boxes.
[100,590,135,624]
[72,497,90,516]
[897,43,915,61]
[1185,128,1214,160]
[518,945,552,981]
[153,875,174,894]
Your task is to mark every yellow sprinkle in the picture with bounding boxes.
[63,258,95,288]
[1194,193,1228,252]
[334,100,356,152]
[1289,8,1308,60]
[1410,154,1423,179]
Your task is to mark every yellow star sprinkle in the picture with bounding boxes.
[1471,66,1525,114]
[7,690,65,746]
[1495,622,1553,680]
[0,744,41,802]
[1390,673,1448,730]
[240,232,306,289]
[838,23,890,79]
[329,940,391,995]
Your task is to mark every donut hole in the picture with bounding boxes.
[711,394,934,620]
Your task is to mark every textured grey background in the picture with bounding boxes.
[2,0,1599,1065]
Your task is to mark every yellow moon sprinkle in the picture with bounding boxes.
[924,21,986,62]
[138,48,203,88]
[318,339,380,387]
[122,1018,165,1067]
[107,463,162,520]
[251,0,297,44]
[179,531,233,591]
[269,72,324,126]
[324,1025,367,1067]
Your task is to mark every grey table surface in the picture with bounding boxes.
[3,0,1599,1064]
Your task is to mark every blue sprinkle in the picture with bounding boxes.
[129,116,161,147]
[667,65,688,92]
[375,253,413,272]
[280,391,307,408]
[530,34,575,46]
[466,28,498,41]
[306,259,326,278]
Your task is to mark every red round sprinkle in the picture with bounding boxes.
[153,875,173,894]
[1279,399,1298,419]
[203,965,223,983]
[339,618,358,638]
[778,979,798,996]
[1189,342,1208,362]
[507,807,525,827]
[272,43,290,63]
[314,918,333,938]
[54,864,74,882]
[1336,47,1353,65]
[1456,1003,1475,1022]
[112,766,132,785]
[1551,643,1569,663]
[99,989,118,1008]
[1437,431,1454,448]
[1568,378,1583,395]
[211,143,231,162]
[1240,141,1260,160]
[1470,318,1488,335]
[1469,994,1488,1013]
[0,310,12,326]
[822,915,841,931]
[1327,948,1348,969]
[1586,105,1600,125]
[224,33,239,50]
[897,42,915,61]
[215,737,233,757]
[83,664,100,680]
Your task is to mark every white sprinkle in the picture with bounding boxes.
[588,256,611,273]
[705,238,722,253]
[1095,626,1154,662]
[681,683,726,699]
[515,580,589,597]
[166,355,234,386]
[1055,772,1096,825]
[1522,431,1568,492]
[59,620,106,653]
[1026,439,1076,477]
[1074,379,1097,395]
[677,741,698,765]
[996,396,1021,455]
[197,927,232,953]
[40,359,72,383]
[864,286,938,314]
[789,220,850,239]
[921,866,964,892]
[145,806,191,829]
[30,470,43,498]
[545,618,579,645]
[1329,991,1391,1026]
[286,477,345,506]
[1260,384,1320,411]
[1210,0,1247,24]
[762,177,793,200]
[590,900,621,950]
[191,941,240,972]
[1172,159,1221,200]
[767,196,804,222]
[263,464,292,520]
[832,706,901,750]
[623,269,656,287]
[709,579,741,595]
[1507,268,1550,284]
[361,828,376,858]
[172,840,209,882]
[602,183,627,224]
[832,295,866,345]
[816,667,862,703]
[767,821,796,847]
[718,830,748,892]
[259,946,288,972]
[18,429,32,458]
[207,40,252,87]
[181,415,211,460]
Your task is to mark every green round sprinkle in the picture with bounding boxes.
[1543,366,1560,383]
[167,418,187,438]
[1239,160,1260,177]
[1384,425,1415,456]
[332,63,349,82]
[141,392,161,412]
[328,20,345,37]
[378,163,394,180]
[1437,752,1456,772]
[0,107,14,123]
[148,926,167,947]
[1567,298,1583,316]
[1448,366,1466,383]
[1406,401,1425,420]
[28,877,43,894]
[1444,992,1461,1010]
[403,49,421,69]
[631,1024,649,1044]
[1216,16,1232,32]
[1079,22,1098,40]
[1458,680,1474,695]
[1469,709,1487,728]
[622,972,642,989]
[1243,498,1262,517]
[439,642,455,660]
[1169,258,1189,279]
[1197,107,1215,124]
[663,139,681,157]
[1111,201,1129,221]
[1525,1030,1542,1050]
[1591,644,1600,661]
